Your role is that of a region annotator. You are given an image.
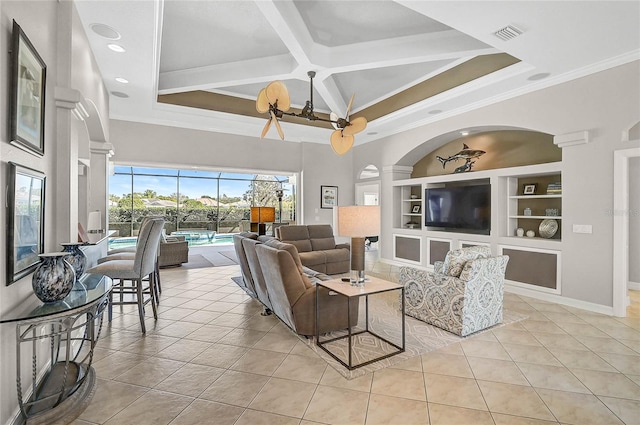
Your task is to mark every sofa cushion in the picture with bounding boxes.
[442,246,492,277]
[311,237,336,251]
[299,251,326,267]
[264,239,305,274]
[287,239,312,253]
[323,248,350,263]
[307,224,334,239]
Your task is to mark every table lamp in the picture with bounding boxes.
[250,206,276,235]
[337,205,380,285]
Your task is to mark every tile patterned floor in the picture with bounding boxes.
[73,259,640,425]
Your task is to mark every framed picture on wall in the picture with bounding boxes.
[6,162,46,285]
[412,205,421,214]
[321,185,338,208]
[9,20,47,157]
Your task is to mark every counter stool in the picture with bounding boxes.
[88,218,165,333]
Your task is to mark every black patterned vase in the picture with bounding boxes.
[32,253,76,303]
[61,242,87,279]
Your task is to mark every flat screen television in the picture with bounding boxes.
[425,184,491,234]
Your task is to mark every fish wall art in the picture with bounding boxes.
[436,143,486,173]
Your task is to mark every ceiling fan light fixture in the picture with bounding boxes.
[330,131,354,156]
[255,72,366,154]
[256,88,269,113]
[342,116,367,136]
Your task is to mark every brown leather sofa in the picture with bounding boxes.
[276,224,350,275]
[255,241,358,336]
[234,232,358,336]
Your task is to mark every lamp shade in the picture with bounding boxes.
[337,205,380,237]
[250,206,276,223]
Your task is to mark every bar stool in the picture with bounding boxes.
[99,217,163,302]
[88,218,165,333]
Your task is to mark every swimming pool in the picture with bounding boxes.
[108,233,235,249]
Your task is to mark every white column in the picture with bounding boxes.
[89,142,114,233]
[380,165,413,259]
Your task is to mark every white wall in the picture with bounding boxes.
[108,120,355,225]
[0,1,108,423]
[630,157,640,284]
[355,60,640,309]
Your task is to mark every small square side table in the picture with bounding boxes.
[315,276,405,370]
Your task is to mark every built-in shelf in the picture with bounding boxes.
[509,195,561,199]
[509,215,562,220]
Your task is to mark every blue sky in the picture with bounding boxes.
[110,166,289,200]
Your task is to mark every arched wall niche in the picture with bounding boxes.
[398,126,560,178]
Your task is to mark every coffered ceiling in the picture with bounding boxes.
[74,1,640,146]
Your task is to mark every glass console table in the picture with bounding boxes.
[0,273,112,424]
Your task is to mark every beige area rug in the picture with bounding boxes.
[299,292,527,380]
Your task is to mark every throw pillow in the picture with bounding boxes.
[443,246,491,277]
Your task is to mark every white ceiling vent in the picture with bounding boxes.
[493,25,523,41]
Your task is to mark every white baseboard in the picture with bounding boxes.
[505,283,614,316]
[628,281,640,291]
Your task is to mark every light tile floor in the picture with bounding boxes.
[73,256,640,425]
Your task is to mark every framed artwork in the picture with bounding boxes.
[321,185,338,209]
[412,205,421,214]
[6,162,46,285]
[523,184,537,195]
[9,20,47,156]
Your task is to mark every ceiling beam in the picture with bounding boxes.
[158,54,297,94]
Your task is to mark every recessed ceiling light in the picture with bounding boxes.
[111,91,129,98]
[428,109,442,115]
[90,23,121,40]
[115,77,129,84]
[460,131,469,136]
[107,43,126,53]
[528,72,551,81]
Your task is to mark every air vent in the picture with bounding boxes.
[493,25,523,41]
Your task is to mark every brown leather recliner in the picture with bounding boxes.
[276,224,350,275]
[232,232,259,297]
[241,237,273,311]
[255,242,358,336]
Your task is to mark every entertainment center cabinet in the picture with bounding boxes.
[392,162,563,294]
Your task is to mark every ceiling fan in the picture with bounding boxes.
[256,71,367,155]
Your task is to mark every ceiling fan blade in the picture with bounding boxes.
[256,88,270,113]
[272,110,285,140]
[330,130,354,156]
[261,116,272,139]
[342,116,367,136]
[344,93,355,119]
[329,112,340,130]
[265,81,291,112]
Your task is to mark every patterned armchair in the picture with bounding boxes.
[400,246,509,336]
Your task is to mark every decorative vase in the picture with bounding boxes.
[516,228,524,237]
[32,253,76,303]
[61,242,87,279]
[526,230,535,238]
